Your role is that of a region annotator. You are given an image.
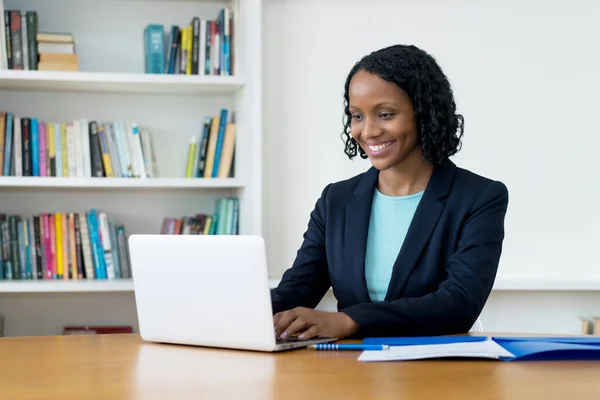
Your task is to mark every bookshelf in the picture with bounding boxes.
[0,279,134,293]
[0,279,283,293]
[0,0,263,337]
[0,70,246,94]
[0,176,246,189]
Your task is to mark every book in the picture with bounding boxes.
[63,325,133,335]
[358,336,600,362]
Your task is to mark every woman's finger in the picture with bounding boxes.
[273,312,283,326]
[298,325,319,340]
[274,310,296,337]
[280,316,310,339]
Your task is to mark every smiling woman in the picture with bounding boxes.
[270,44,509,341]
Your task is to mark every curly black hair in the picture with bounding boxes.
[342,44,464,166]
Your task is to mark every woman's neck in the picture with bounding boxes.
[377,152,433,197]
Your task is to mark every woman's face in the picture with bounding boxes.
[348,70,421,172]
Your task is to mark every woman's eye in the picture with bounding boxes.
[351,114,363,121]
[380,112,394,119]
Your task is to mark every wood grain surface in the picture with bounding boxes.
[0,333,598,400]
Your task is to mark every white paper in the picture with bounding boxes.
[358,340,515,362]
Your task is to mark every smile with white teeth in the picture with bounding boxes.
[367,142,393,152]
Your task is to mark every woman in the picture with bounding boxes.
[271,44,509,340]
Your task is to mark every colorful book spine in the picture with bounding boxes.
[87,209,106,279]
[38,122,46,177]
[144,24,164,74]
[3,113,12,176]
[31,118,39,176]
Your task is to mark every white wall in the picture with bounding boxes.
[263,0,600,334]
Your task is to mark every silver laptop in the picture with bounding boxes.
[128,234,336,352]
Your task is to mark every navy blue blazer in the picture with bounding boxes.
[270,161,509,337]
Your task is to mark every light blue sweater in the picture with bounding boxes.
[365,188,424,302]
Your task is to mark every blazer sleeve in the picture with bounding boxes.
[270,184,332,314]
[341,181,509,337]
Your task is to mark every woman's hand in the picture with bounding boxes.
[273,307,359,340]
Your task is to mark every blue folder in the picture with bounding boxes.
[363,336,600,361]
[363,336,488,346]
[492,336,600,345]
[494,338,600,361]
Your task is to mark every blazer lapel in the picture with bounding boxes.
[345,167,378,304]
[384,162,456,301]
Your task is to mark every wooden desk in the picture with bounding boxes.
[0,334,598,400]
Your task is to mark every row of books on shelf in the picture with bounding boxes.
[145,7,234,76]
[0,113,158,178]
[0,6,236,76]
[0,9,79,71]
[0,209,131,281]
[185,109,236,179]
[160,197,239,235]
[0,109,236,179]
[0,197,240,281]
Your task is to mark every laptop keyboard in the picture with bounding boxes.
[276,336,301,344]
[276,335,332,344]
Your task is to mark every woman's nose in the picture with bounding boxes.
[361,117,380,139]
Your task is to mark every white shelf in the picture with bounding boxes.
[3,276,598,295]
[0,279,134,293]
[0,70,245,95]
[0,177,245,189]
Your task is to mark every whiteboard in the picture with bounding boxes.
[264,0,600,285]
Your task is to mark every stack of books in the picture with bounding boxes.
[37,31,78,71]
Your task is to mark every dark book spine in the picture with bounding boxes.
[167,26,179,74]
[39,214,46,279]
[49,125,56,177]
[9,11,22,70]
[205,21,211,75]
[26,11,37,70]
[0,214,5,279]
[88,121,104,177]
[33,215,42,279]
[197,118,211,176]
[116,226,130,278]
[46,135,51,176]
[229,8,234,75]
[9,215,20,279]
[1,220,11,279]
[174,29,181,75]
[21,118,31,176]
[74,213,84,279]
[4,11,12,69]
[218,9,224,75]
[213,18,220,75]
[191,17,200,74]
[67,214,72,279]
